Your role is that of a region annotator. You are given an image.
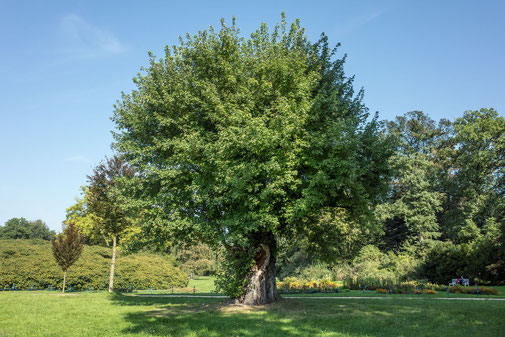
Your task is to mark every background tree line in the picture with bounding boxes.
[274,108,505,285]
[0,218,55,240]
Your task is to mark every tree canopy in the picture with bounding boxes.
[112,15,393,304]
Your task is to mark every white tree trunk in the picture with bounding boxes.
[62,270,67,293]
[109,236,117,293]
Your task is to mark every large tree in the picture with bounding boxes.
[376,111,447,254]
[87,155,136,292]
[112,15,393,304]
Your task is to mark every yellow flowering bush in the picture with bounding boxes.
[304,281,318,290]
[289,281,304,291]
[276,277,341,293]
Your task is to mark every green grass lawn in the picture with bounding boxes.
[187,276,216,293]
[134,276,217,295]
[1,291,505,336]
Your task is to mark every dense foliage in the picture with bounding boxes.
[111,14,393,303]
[0,239,188,290]
[280,109,504,285]
[378,109,505,284]
[0,218,55,240]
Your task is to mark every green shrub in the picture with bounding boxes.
[335,246,417,283]
[343,278,445,294]
[420,240,505,285]
[449,285,498,295]
[343,277,397,290]
[0,239,188,290]
[296,264,334,282]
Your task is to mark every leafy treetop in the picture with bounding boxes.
[112,15,393,252]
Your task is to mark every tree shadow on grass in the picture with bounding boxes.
[111,294,505,337]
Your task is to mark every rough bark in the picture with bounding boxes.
[109,235,117,293]
[62,270,67,293]
[239,233,280,305]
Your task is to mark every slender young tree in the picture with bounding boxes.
[112,15,393,304]
[87,155,136,292]
[51,222,84,293]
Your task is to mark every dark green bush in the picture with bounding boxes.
[0,239,188,290]
[419,240,505,285]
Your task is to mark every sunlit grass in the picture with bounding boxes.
[133,276,218,295]
[1,291,505,336]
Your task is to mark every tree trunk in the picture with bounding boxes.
[62,270,67,293]
[109,235,117,293]
[239,233,280,305]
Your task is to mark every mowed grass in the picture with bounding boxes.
[134,276,217,295]
[188,276,216,293]
[1,292,505,336]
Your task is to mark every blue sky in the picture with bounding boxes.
[1,0,504,231]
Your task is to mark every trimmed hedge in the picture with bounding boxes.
[0,239,188,290]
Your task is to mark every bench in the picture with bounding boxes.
[449,278,469,286]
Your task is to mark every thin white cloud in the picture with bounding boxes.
[65,155,91,164]
[364,10,385,23]
[59,14,125,57]
[333,9,387,36]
